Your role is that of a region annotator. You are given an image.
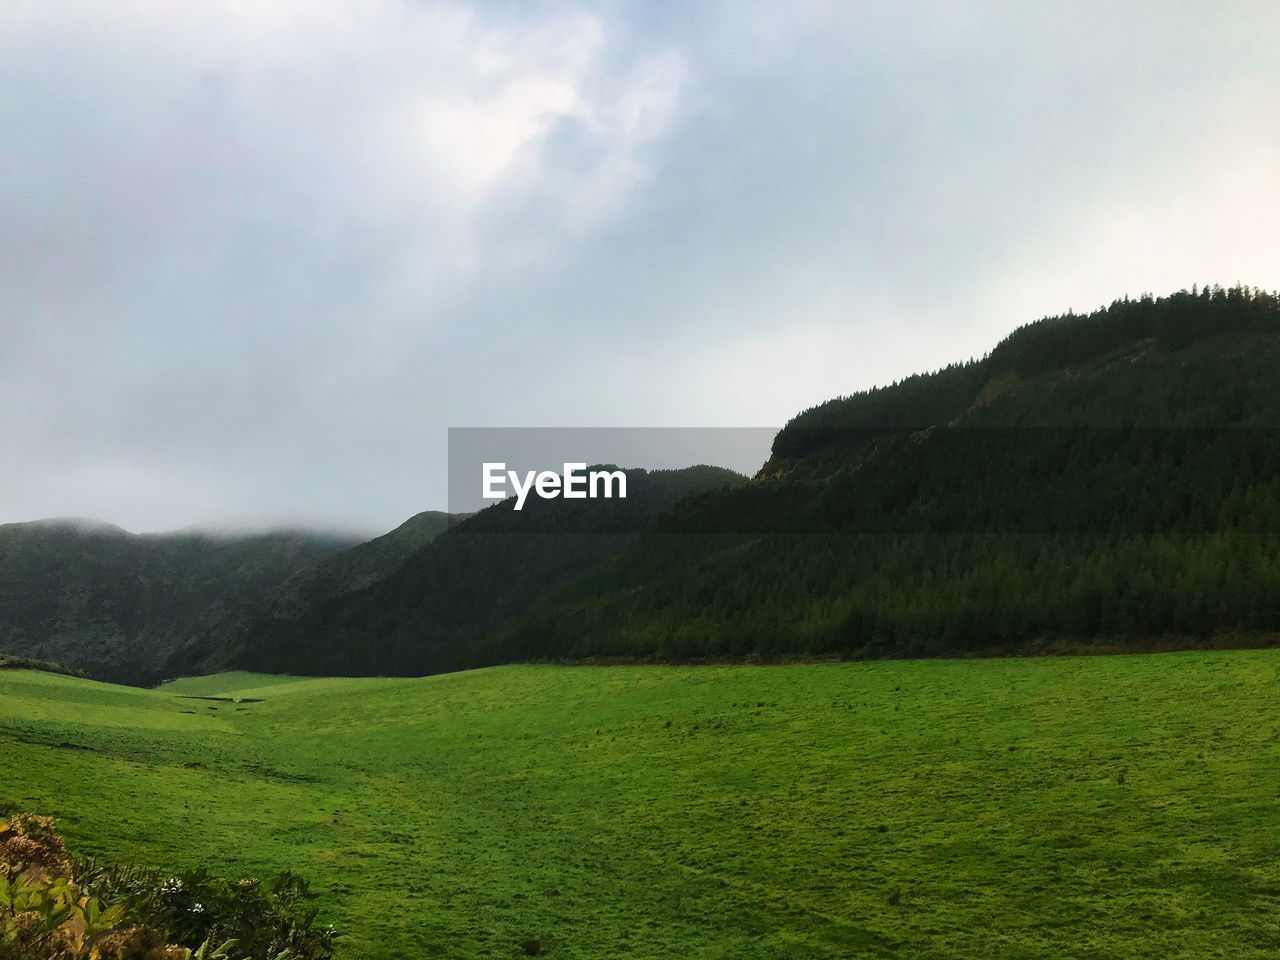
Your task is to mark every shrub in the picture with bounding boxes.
[0,815,332,960]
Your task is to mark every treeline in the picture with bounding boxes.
[489,532,1280,663]
[766,284,1280,473]
[0,655,87,679]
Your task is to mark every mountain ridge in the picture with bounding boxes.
[0,518,440,683]
[4,286,1279,681]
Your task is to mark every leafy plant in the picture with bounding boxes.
[1,816,332,960]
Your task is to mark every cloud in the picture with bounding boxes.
[2,1,1278,531]
[1,0,687,529]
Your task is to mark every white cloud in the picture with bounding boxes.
[1,1,684,282]
[3,1,1280,531]
[978,116,1280,339]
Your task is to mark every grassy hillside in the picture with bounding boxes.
[156,671,316,697]
[2,653,1278,959]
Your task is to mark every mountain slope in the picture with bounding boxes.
[490,286,1280,662]
[231,465,744,676]
[260,511,457,623]
[0,520,369,683]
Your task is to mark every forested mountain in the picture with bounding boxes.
[260,511,456,622]
[229,465,744,676]
[485,286,1280,663]
[0,520,365,683]
[6,288,1278,682]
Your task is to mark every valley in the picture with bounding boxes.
[2,652,1277,958]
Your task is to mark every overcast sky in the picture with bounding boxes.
[4,1,1279,534]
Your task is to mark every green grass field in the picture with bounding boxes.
[1,652,1277,959]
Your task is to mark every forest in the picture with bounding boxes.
[479,286,1280,667]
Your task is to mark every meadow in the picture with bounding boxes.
[1,652,1277,959]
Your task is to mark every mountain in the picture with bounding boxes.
[230,465,745,676]
[487,286,1280,662]
[259,511,458,623]
[0,519,367,683]
[9,287,1279,682]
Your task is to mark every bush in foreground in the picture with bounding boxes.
[0,814,332,960]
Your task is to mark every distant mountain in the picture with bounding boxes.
[230,465,745,676]
[261,511,457,623]
[489,286,1280,662]
[0,517,458,685]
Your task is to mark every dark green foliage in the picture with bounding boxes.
[0,811,330,960]
[0,655,86,680]
[236,286,1280,674]
[0,521,366,685]
[765,284,1280,475]
[10,287,1280,680]
[258,512,457,623]
[493,287,1280,663]
[233,466,743,676]
[75,862,332,960]
[0,513,457,686]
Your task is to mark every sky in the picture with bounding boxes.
[3,0,1279,534]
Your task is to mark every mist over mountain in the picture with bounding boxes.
[0,520,366,683]
[0,515,461,683]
